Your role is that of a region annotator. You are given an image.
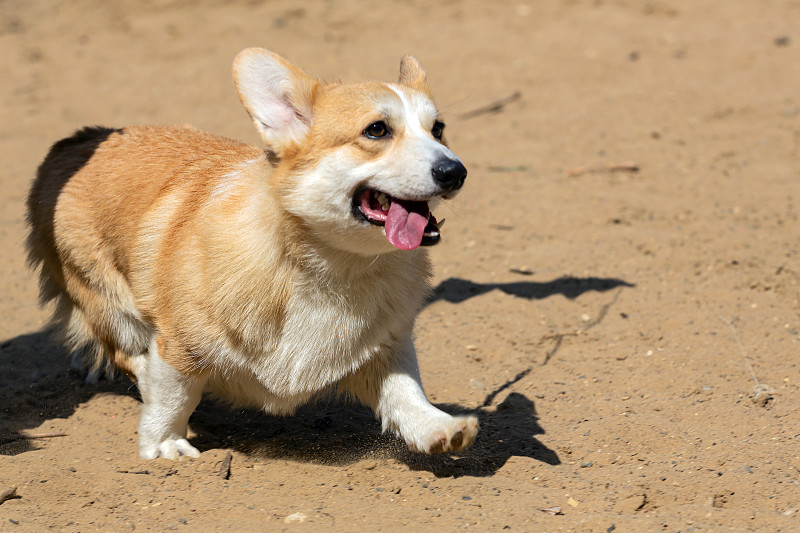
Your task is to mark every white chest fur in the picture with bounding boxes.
[204,249,430,411]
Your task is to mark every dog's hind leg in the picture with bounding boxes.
[342,336,479,454]
[136,337,207,460]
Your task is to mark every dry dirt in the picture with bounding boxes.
[2,0,800,531]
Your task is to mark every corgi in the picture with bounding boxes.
[26,48,477,459]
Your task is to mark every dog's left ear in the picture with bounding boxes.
[233,48,319,156]
[398,55,430,93]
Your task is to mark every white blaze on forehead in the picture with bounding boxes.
[386,83,438,139]
[385,83,461,164]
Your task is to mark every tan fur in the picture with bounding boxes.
[29,126,280,375]
[27,49,476,459]
[398,55,432,96]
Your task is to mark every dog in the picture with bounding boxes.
[26,48,476,460]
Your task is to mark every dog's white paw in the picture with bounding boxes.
[408,415,479,454]
[139,438,200,460]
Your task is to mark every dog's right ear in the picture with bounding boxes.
[233,48,318,156]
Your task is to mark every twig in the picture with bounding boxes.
[541,288,622,365]
[488,287,626,399]
[24,431,68,439]
[582,288,622,332]
[488,165,530,173]
[482,368,531,407]
[715,313,758,385]
[567,162,640,176]
[458,92,521,120]
[711,308,775,407]
[541,333,564,366]
[0,486,19,505]
[219,451,232,479]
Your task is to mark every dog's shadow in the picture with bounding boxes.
[0,329,558,477]
[427,275,634,306]
[0,328,136,455]
[190,390,558,478]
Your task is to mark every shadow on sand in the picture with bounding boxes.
[428,275,634,306]
[188,389,559,478]
[0,329,558,477]
[0,328,136,455]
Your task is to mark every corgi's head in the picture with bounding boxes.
[233,48,466,255]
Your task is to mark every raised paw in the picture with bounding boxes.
[139,438,200,460]
[410,415,479,454]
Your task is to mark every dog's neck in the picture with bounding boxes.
[294,231,430,283]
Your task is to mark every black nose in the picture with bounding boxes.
[431,158,467,191]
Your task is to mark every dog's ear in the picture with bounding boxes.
[398,55,430,93]
[233,48,318,156]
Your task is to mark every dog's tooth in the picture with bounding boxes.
[377,192,390,211]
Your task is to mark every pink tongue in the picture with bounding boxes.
[384,199,429,251]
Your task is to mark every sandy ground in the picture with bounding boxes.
[2,0,800,531]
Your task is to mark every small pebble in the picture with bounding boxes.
[470,378,484,389]
[541,506,563,515]
[774,35,791,47]
[284,512,307,524]
[0,487,19,505]
[567,497,579,508]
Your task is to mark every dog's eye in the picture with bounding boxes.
[363,121,390,139]
[431,120,445,141]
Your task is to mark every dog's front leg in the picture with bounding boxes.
[135,337,207,460]
[345,336,478,453]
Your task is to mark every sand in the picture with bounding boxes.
[1,0,799,530]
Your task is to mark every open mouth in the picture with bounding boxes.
[354,188,441,250]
